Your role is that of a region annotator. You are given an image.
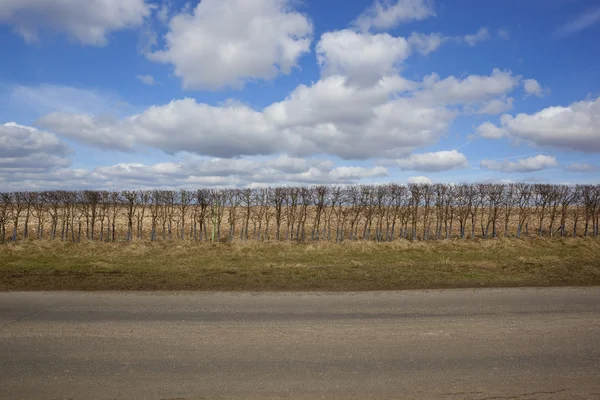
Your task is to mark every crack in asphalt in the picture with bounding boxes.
[443,391,485,396]
[476,389,569,400]
[0,308,44,331]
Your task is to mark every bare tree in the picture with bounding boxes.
[109,192,121,241]
[162,191,176,241]
[297,187,312,241]
[178,190,194,240]
[488,184,504,238]
[272,187,286,241]
[329,186,345,242]
[581,185,598,237]
[209,189,226,242]
[149,191,161,242]
[285,187,299,241]
[240,189,253,241]
[466,184,479,239]
[434,184,447,240]
[312,186,328,241]
[533,184,553,237]
[409,184,423,241]
[347,186,363,241]
[225,189,240,242]
[11,192,26,241]
[555,185,574,238]
[33,192,46,239]
[0,193,11,243]
[195,189,210,241]
[136,191,150,240]
[515,184,532,238]
[82,191,100,240]
[421,184,434,240]
[443,185,456,239]
[122,191,138,241]
[502,184,517,237]
[454,184,471,239]
[22,192,37,239]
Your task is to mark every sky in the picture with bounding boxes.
[0,0,599,191]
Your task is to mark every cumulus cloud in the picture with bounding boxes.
[416,69,520,105]
[136,75,155,86]
[38,74,456,160]
[0,153,388,191]
[316,30,411,86]
[31,61,527,164]
[523,79,545,97]
[567,163,598,173]
[38,113,136,152]
[476,96,514,115]
[407,176,432,184]
[328,166,388,180]
[494,96,600,152]
[476,122,507,139]
[463,27,490,47]
[354,0,435,31]
[0,122,71,170]
[0,0,150,45]
[395,150,468,172]
[148,0,313,90]
[480,155,559,173]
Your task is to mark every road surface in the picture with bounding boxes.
[1,288,599,400]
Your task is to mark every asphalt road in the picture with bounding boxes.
[1,288,599,400]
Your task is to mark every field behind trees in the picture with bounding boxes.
[1,183,600,244]
[1,183,599,291]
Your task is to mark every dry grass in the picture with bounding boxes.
[1,238,599,291]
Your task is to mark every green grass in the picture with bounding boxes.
[1,238,599,291]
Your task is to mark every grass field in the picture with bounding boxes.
[1,238,599,291]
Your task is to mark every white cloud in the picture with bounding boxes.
[417,69,520,105]
[316,30,411,86]
[408,32,447,55]
[523,79,544,97]
[155,0,175,24]
[407,176,432,184]
[476,122,507,139]
[33,66,525,163]
[0,153,388,191]
[354,0,435,32]
[0,0,150,45]
[395,150,468,172]
[480,155,559,173]
[463,27,490,47]
[136,74,155,86]
[148,0,313,90]
[38,74,456,160]
[477,96,514,115]
[554,8,600,38]
[567,163,598,173]
[497,96,600,152]
[329,166,388,180]
[0,122,71,170]
[38,112,137,152]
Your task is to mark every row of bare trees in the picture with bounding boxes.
[1,184,599,243]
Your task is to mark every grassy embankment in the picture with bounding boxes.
[1,238,599,291]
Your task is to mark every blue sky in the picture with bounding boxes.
[0,0,599,190]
